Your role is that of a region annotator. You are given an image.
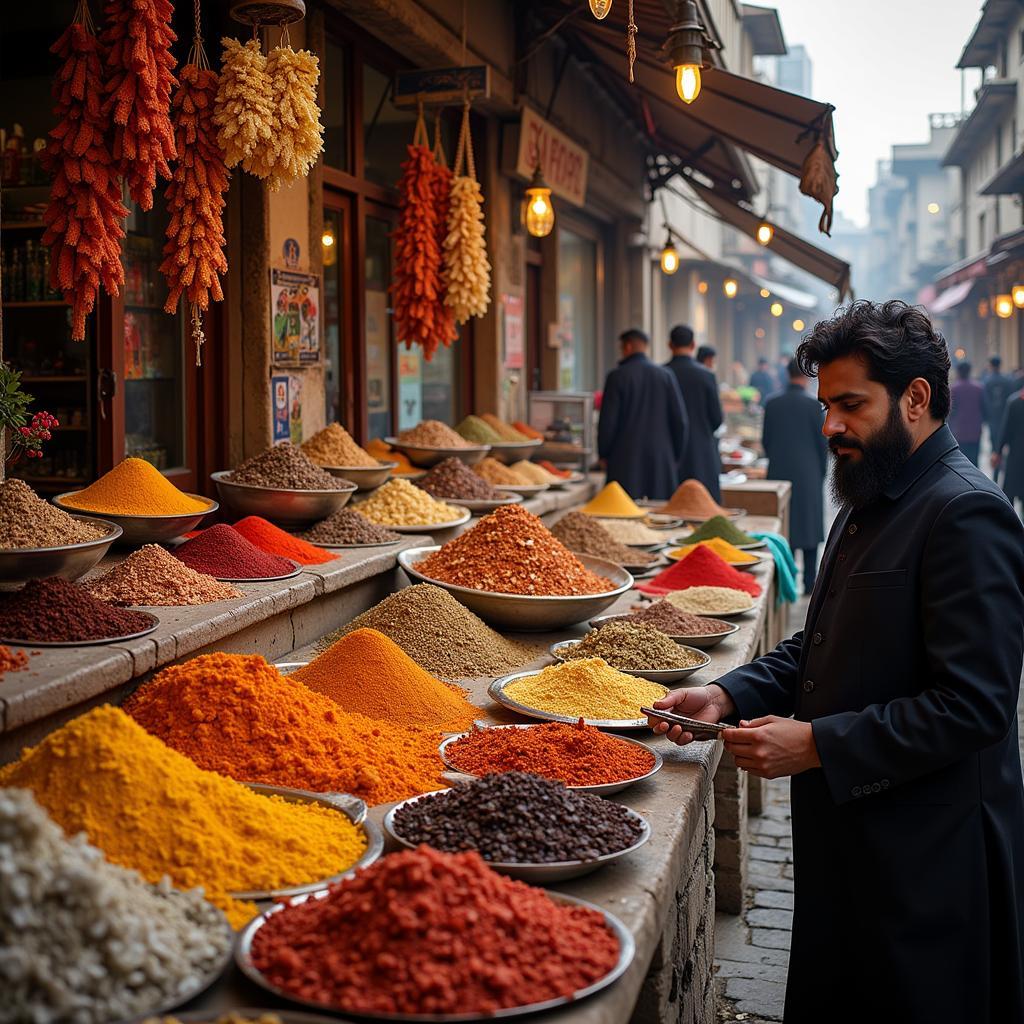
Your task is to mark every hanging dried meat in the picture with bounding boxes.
[443,103,491,324]
[159,62,228,365]
[212,37,274,170]
[100,0,178,211]
[41,2,128,342]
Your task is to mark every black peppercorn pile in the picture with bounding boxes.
[391,771,644,863]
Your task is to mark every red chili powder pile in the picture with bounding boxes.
[637,543,762,598]
[232,516,335,565]
[173,524,295,579]
[249,846,620,1016]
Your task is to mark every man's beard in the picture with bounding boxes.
[828,400,913,508]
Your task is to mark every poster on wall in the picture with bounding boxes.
[502,293,524,370]
[398,349,423,430]
[271,268,321,366]
[557,293,575,390]
[365,290,390,433]
[271,373,304,446]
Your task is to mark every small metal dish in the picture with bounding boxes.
[588,613,740,650]
[441,493,522,514]
[484,438,543,464]
[319,461,397,491]
[488,669,666,729]
[0,611,159,648]
[398,548,632,630]
[548,638,711,684]
[643,513,685,529]
[214,559,304,584]
[494,482,549,498]
[235,889,634,1022]
[234,783,381,901]
[370,507,472,534]
[0,515,121,586]
[384,791,651,883]
[677,508,747,522]
[53,494,217,545]
[438,723,663,797]
[384,438,491,468]
[210,471,356,528]
[619,553,665,574]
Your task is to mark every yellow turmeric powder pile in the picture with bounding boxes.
[124,652,445,805]
[292,628,478,732]
[61,458,211,515]
[0,706,367,927]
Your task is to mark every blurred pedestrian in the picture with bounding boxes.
[992,383,1024,513]
[983,355,1012,440]
[666,325,724,500]
[750,357,776,402]
[696,345,717,372]
[776,351,793,391]
[762,359,827,593]
[948,361,984,465]
[598,329,688,500]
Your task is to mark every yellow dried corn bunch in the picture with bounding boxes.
[212,38,274,169]
[443,175,491,323]
[247,44,324,190]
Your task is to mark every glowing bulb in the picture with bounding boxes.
[756,222,774,246]
[1012,284,1024,308]
[759,288,770,299]
[995,294,1014,319]
[955,348,966,359]
[927,202,940,214]
[792,319,805,331]
[588,0,613,18]
[723,278,738,299]
[321,230,335,247]
[660,242,680,275]
[770,302,783,318]
[675,64,701,104]
[524,184,554,237]
[755,327,766,339]
[697,280,708,294]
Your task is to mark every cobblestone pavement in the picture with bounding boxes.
[713,595,1024,1023]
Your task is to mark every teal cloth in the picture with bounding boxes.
[751,531,798,604]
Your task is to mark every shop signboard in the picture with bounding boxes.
[271,268,321,366]
[514,107,588,207]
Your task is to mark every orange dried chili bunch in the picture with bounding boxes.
[41,7,129,342]
[101,0,178,211]
[159,63,228,364]
[393,140,444,359]
[430,143,458,351]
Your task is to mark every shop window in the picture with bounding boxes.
[363,63,416,189]
[557,228,598,392]
[323,38,348,171]
[365,215,393,438]
[322,207,346,424]
[397,335,460,430]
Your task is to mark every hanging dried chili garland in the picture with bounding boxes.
[41,0,128,342]
[431,111,458,351]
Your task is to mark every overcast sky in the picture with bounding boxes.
[768,0,985,226]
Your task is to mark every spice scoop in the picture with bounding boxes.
[641,706,728,741]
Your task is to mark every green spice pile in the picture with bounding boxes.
[391,772,644,863]
[623,600,732,636]
[551,511,657,566]
[563,620,704,671]
[455,415,505,445]
[300,507,402,546]
[228,444,344,490]
[418,457,504,501]
[0,478,106,549]
[685,515,756,546]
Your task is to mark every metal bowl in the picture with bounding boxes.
[235,783,382,901]
[319,461,397,491]
[384,438,490,468]
[235,888,634,1022]
[444,493,523,514]
[485,438,543,464]
[0,516,121,586]
[369,507,472,534]
[398,548,632,630]
[618,553,665,574]
[588,613,740,650]
[548,639,711,684]
[488,670,666,729]
[494,482,549,498]
[677,508,747,522]
[383,790,651,883]
[53,494,217,545]
[210,471,356,528]
[438,724,663,797]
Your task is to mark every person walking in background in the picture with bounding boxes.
[776,351,793,392]
[666,325,724,500]
[948,361,984,466]
[696,345,717,372]
[993,383,1024,514]
[750,357,776,403]
[983,354,1012,443]
[762,359,827,593]
[598,329,688,500]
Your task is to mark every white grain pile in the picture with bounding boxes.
[0,788,230,1024]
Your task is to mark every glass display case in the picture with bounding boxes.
[525,391,595,470]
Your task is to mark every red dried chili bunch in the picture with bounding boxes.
[41,6,128,342]
[430,139,458,351]
[159,63,228,364]
[101,0,178,210]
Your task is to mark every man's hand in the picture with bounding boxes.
[648,684,735,744]
[723,716,821,778]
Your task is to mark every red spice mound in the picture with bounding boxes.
[0,578,153,642]
[415,504,615,596]
[249,846,620,1015]
[232,516,335,565]
[173,524,295,579]
[444,720,655,786]
[638,543,761,598]
[0,645,29,678]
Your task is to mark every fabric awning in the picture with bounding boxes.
[926,280,975,315]
[685,177,852,299]
[750,274,819,312]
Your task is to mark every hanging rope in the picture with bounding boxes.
[627,0,637,83]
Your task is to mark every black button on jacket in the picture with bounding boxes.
[718,425,1024,1024]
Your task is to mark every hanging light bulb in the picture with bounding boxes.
[792,319,805,332]
[697,280,709,294]
[321,223,337,267]
[723,278,738,299]
[524,166,555,238]
[588,0,613,18]
[660,232,680,275]
[756,222,774,246]
[995,294,1014,319]
[668,0,707,105]
[770,302,783,318]
[759,288,770,299]
[1012,284,1024,308]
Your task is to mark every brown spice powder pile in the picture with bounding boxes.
[228,444,345,490]
[474,457,528,486]
[625,600,732,635]
[551,512,656,566]
[0,479,106,549]
[300,423,379,467]
[397,420,472,448]
[419,457,504,501]
[416,505,616,596]
[301,507,402,546]
[564,620,703,671]
[85,545,242,606]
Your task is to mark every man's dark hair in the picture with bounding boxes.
[696,345,716,363]
[795,299,951,420]
[956,361,972,380]
[990,355,1002,368]
[619,328,649,346]
[787,358,803,380]
[669,325,695,349]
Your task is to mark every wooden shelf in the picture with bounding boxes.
[20,375,87,383]
[1,220,45,230]
[3,300,65,309]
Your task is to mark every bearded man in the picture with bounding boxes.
[651,301,1024,1023]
